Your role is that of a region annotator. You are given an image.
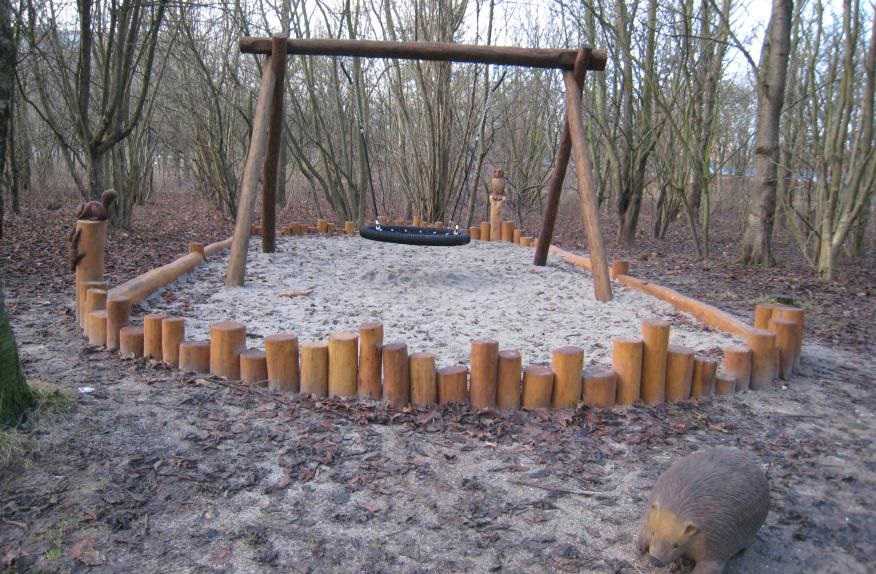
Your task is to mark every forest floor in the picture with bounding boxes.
[1,192,874,573]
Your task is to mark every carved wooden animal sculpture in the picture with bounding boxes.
[70,190,117,271]
[76,189,117,221]
[637,447,769,574]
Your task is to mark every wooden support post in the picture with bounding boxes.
[189,242,206,259]
[143,314,166,360]
[179,341,210,373]
[300,342,329,397]
[501,220,514,242]
[754,303,787,330]
[691,357,718,399]
[747,329,778,390]
[265,333,299,392]
[358,322,383,400]
[225,50,279,285]
[522,365,554,408]
[119,326,144,357]
[87,310,108,346]
[344,221,356,235]
[513,229,521,244]
[534,53,587,267]
[641,320,670,405]
[469,226,481,240]
[583,367,616,408]
[479,221,490,240]
[328,331,358,397]
[470,339,499,409]
[79,280,107,330]
[769,318,800,380]
[86,288,107,316]
[489,170,505,241]
[240,349,268,384]
[105,296,131,351]
[721,345,752,391]
[551,346,584,408]
[612,337,643,406]
[161,317,185,366]
[382,342,410,407]
[262,36,287,254]
[437,365,468,404]
[209,321,247,379]
[497,350,522,409]
[562,62,613,301]
[715,370,736,396]
[665,345,695,402]
[410,352,437,406]
[74,220,107,325]
[773,307,805,369]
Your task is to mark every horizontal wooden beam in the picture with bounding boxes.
[239,37,607,71]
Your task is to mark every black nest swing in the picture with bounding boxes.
[359,223,470,247]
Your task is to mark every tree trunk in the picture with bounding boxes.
[740,0,793,265]
[87,147,106,200]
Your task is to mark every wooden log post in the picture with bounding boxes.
[641,320,670,405]
[479,221,490,240]
[715,370,736,396]
[382,342,410,407]
[497,350,522,409]
[469,226,481,240]
[328,331,358,397]
[79,280,107,330]
[501,220,515,242]
[612,337,643,406]
[358,322,383,400]
[265,333,299,392]
[74,220,107,325]
[721,345,752,391]
[209,321,247,379]
[105,296,131,351]
[412,215,422,227]
[534,52,592,266]
[470,339,499,409]
[225,48,279,286]
[143,313,166,360]
[754,303,787,330]
[189,242,206,259]
[561,61,613,302]
[240,349,268,384]
[773,307,805,370]
[769,318,800,380]
[691,357,718,400]
[87,310,108,346]
[513,229,522,244]
[747,329,778,390]
[344,221,356,235]
[119,326,144,357]
[161,317,185,367]
[262,37,287,253]
[522,365,554,408]
[437,365,468,405]
[410,352,437,407]
[665,345,695,402]
[583,367,617,408]
[300,342,329,397]
[489,170,506,241]
[551,346,584,408]
[179,341,210,373]
[86,288,107,316]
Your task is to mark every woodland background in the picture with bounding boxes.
[1,0,874,281]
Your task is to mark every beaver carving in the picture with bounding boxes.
[637,447,769,574]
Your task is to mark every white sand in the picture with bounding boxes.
[141,237,741,367]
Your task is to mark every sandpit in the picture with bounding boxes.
[139,237,741,368]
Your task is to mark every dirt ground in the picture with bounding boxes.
[1,195,874,573]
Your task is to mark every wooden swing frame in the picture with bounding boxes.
[226,35,613,302]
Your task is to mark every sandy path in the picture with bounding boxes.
[141,237,740,366]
